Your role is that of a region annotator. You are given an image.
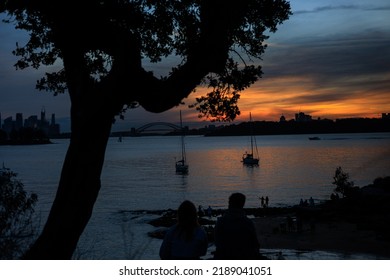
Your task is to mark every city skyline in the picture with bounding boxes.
[1,108,60,137]
[2,108,388,135]
[1,0,390,128]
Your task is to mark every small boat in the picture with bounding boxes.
[242,113,259,166]
[176,111,189,174]
[308,137,321,140]
[175,158,188,174]
[242,152,259,165]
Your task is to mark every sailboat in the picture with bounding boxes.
[242,112,259,165]
[175,111,189,174]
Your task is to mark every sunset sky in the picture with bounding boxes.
[1,0,390,131]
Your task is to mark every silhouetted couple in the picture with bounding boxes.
[159,193,260,260]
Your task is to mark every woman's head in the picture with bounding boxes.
[176,200,199,241]
[177,200,198,227]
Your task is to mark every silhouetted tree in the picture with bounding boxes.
[1,0,291,259]
[332,167,355,198]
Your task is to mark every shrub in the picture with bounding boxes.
[372,176,390,190]
[0,166,38,259]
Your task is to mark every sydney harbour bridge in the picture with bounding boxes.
[123,122,185,136]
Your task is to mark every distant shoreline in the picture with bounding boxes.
[1,131,389,143]
[0,139,53,146]
[110,128,390,138]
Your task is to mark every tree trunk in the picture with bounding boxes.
[23,105,114,259]
[23,45,117,259]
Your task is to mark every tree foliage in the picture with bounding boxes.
[0,167,38,259]
[1,0,292,121]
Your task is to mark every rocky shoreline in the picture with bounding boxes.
[141,178,390,259]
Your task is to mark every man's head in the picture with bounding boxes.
[228,192,246,209]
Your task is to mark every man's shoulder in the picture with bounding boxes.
[216,212,252,225]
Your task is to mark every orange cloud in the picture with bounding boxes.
[187,72,390,123]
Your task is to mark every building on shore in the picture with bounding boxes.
[295,112,313,122]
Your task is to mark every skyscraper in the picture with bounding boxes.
[15,113,23,131]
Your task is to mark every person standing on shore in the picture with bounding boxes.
[214,192,260,259]
[260,196,265,208]
[159,200,208,259]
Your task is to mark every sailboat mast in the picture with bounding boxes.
[180,110,186,162]
[250,112,254,154]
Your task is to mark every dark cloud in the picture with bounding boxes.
[283,92,358,105]
[293,4,390,15]
[367,5,390,11]
[263,29,390,87]
[294,5,360,15]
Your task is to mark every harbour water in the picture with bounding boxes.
[1,132,389,259]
